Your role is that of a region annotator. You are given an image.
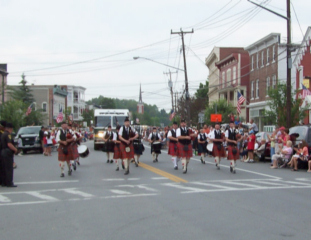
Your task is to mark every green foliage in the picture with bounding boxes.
[81,109,94,126]
[205,99,235,125]
[8,73,35,104]
[265,83,308,127]
[195,81,209,101]
[0,100,27,131]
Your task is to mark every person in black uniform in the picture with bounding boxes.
[39,126,45,154]
[1,123,18,187]
[0,120,7,186]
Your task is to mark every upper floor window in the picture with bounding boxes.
[232,67,236,84]
[227,69,231,85]
[267,48,270,64]
[256,79,259,98]
[222,72,225,88]
[266,77,270,96]
[256,53,259,68]
[272,45,276,61]
[42,102,47,112]
[261,51,264,67]
[272,75,277,89]
[251,56,254,71]
[251,81,254,99]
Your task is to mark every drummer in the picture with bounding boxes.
[72,125,83,166]
[208,122,226,170]
[104,125,115,164]
[118,117,138,175]
[148,127,162,163]
[197,128,208,164]
[113,125,124,171]
[133,129,144,167]
[225,121,240,174]
[167,121,180,170]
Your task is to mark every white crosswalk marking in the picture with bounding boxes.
[61,189,94,198]
[163,183,207,193]
[26,191,59,201]
[0,194,11,203]
[191,181,236,190]
[110,190,131,195]
[221,181,263,189]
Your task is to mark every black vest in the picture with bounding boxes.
[170,130,177,143]
[151,133,159,141]
[214,130,222,145]
[228,129,237,146]
[59,129,67,141]
[105,131,113,140]
[199,133,206,142]
[121,126,131,140]
[179,128,191,145]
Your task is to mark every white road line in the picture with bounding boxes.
[102,193,158,199]
[254,180,288,187]
[221,181,263,189]
[117,184,157,192]
[128,178,140,181]
[151,177,168,180]
[102,179,124,181]
[190,181,236,190]
[0,194,11,203]
[110,189,131,195]
[0,200,49,206]
[61,189,94,198]
[26,192,59,201]
[162,183,207,193]
[295,178,311,182]
[282,181,311,186]
[15,180,79,185]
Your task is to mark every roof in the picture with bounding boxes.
[293,26,311,67]
[245,33,281,51]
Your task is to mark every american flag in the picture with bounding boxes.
[302,83,311,99]
[56,107,64,123]
[237,91,246,114]
[169,109,176,121]
[25,103,33,116]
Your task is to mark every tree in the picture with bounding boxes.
[204,99,235,125]
[195,80,209,101]
[81,109,94,126]
[9,73,35,104]
[264,83,308,127]
[0,100,27,131]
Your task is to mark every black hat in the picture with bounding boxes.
[124,117,129,122]
[107,125,111,128]
[215,122,220,125]
[61,121,67,125]
[229,121,234,124]
[116,125,121,130]
[153,127,157,129]
[68,124,72,127]
[173,121,177,125]
[41,126,45,129]
[6,122,13,129]
[0,120,6,127]
[180,119,186,123]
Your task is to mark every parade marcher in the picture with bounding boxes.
[1,123,18,187]
[167,121,180,170]
[0,120,7,186]
[67,124,79,171]
[133,130,144,167]
[72,126,83,165]
[56,122,73,177]
[208,122,226,170]
[197,129,207,164]
[103,125,115,164]
[225,121,240,174]
[118,117,138,175]
[176,119,194,174]
[113,125,124,171]
[39,126,45,154]
[148,127,162,163]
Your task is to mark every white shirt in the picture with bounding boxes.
[197,133,208,140]
[47,136,53,145]
[167,129,176,138]
[112,132,118,141]
[118,126,137,137]
[56,129,66,143]
[104,131,113,139]
[176,127,187,138]
[148,132,162,141]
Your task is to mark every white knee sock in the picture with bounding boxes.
[181,158,187,170]
[215,157,220,165]
[230,160,236,169]
[123,159,129,170]
[59,162,65,174]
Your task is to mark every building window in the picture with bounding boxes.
[251,81,254,99]
[33,102,37,111]
[267,48,270,64]
[261,51,264,67]
[256,53,259,68]
[232,66,236,84]
[272,75,276,89]
[256,79,259,98]
[272,45,276,61]
[42,102,47,112]
[251,56,254,71]
[222,72,225,88]
[227,69,231,86]
[266,77,270,96]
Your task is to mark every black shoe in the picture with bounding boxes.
[230,166,233,173]
[116,167,119,171]
[60,173,65,177]
[110,160,113,164]
[156,158,158,162]
[153,160,156,163]
[135,162,138,167]
[131,159,135,163]
[233,169,236,174]
[203,161,206,164]
[124,170,129,175]
[183,169,187,174]
[122,163,125,169]
[7,184,17,187]
[68,170,72,176]
[201,158,204,164]
[73,163,76,171]
[77,161,80,165]
[107,159,109,163]
[174,166,178,170]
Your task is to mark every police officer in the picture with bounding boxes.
[1,123,18,187]
[0,120,7,186]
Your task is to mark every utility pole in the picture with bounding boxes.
[164,70,177,112]
[247,0,291,128]
[171,28,194,124]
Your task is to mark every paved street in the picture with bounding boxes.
[1,140,311,240]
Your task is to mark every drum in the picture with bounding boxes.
[207,143,214,152]
[78,145,89,158]
[152,142,161,154]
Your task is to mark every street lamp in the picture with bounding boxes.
[133,56,184,72]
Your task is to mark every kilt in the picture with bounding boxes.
[151,143,161,154]
[227,145,240,160]
[58,146,70,162]
[177,142,193,158]
[70,143,79,160]
[198,143,207,154]
[113,144,122,159]
[120,142,134,159]
[212,144,226,157]
[168,142,178,156]
[134,143,144,155]
[106,141,115,153]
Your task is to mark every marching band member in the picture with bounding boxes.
[56,122,73,177]
[225,121,240,174]
[72,126,83,166]
[118,117,138,175]
[208,122,226,170]
[67,124,79,171]
[133,130,144,167]
[148,127,162,163]
[197,129,207,164]
[176,119,195,174]
[113,125,124,171]
[167,122,180,170]
[104,125,115,164]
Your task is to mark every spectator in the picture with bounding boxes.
[245,130,256,163]
[45,131,54,156]
[254,139,266,161]
[288,140,308,171]
[267,130,277,165]
[271,140,293,169]
[234,115,240,126]
[228,113,235,122]
[249,119,259,135]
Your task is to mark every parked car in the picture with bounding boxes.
[289,125,311,152]
[14,126,43,154]
[255,132,272,161]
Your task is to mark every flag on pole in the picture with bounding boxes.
[302,83,311,99]
[169,109,176,121]
[25,103,33,116]
[56,107,64,123]
[237,91,246,114]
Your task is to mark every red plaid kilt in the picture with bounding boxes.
[113,144,122,159]
[58,145,70,162]
[120,142,134,159]
[168,142,178,156]
[212,144,226,157]
[227,145,239,160]
[177,142,193,158]
[70,143,79,160]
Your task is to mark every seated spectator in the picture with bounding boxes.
[271,140,293,169]
[254,139,266,161]
[288,140,308,171]
[308,157,311,173]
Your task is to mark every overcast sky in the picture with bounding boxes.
[0,0,310,112]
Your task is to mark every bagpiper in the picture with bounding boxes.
[113,125,124,171]
[208,122,226,170]
[167,121,180,170]
[225,121,240,174]
[103,125,115,164]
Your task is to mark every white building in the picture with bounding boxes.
[66,85,86,121]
